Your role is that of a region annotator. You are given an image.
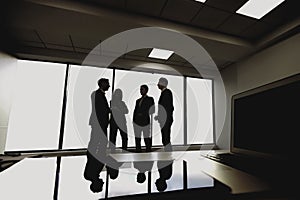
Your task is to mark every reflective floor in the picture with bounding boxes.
[0,151,215,200]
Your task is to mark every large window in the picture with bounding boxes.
[63,65,113,149]
[114,70,184,147]
[187,77,213,144]
[6,61,214,152]
[6,60,66,151]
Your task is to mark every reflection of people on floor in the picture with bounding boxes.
[155,160,174,192]
[133,84,155,152]
[133,161,154,184]
[83,78,121,193]
[109,88,129,152]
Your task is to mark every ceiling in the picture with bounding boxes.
[0,0,299,76]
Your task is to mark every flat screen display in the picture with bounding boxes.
[231,74,300,160]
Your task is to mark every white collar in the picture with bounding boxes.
[100,89,106,94]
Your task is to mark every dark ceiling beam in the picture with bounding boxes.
[256,16,300,49]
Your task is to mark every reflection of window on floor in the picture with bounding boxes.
[151,160,183,193]
[108,166,148,198]
[107,151,215,198]
[59,156,107,199]
[184,151,214,189]
[0,151,215,199]
[0,157,56,199]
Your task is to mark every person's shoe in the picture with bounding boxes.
[155,178,167,192]
[137,172,146,183]
[90,179,104,193]
[135,148,142,153]
[146,147,152,152]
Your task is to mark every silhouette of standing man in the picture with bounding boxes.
[154,77,174,152]
[133,84,155,152]
[133,84,155,184]
[109,88,129,152]
[154,77,174,192]
[84,78,119,193]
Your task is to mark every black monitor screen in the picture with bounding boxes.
[231,74,300,160]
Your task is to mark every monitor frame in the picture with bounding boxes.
[230,73,300,161]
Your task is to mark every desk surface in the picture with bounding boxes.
[109,150,271,195]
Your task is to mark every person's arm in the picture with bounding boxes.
[133,99,138,121]
[121,101,129,114]
[168,90,174,113]
[95,92,105,125]
[162,90,174,114]
[149,97,155,115]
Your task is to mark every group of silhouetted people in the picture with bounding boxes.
[84,77,174,193]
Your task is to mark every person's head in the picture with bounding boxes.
[98,78,110,91]
[140,84,149,96]
[157,77,168,90]
[155,178,167,192]
[112,88,122,100]
[90,179,104,193]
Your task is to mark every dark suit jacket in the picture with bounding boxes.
[89,89,110,129]
[133,96,155,126]
[158,88,174,124]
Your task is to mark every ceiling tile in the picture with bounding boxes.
[38,31,72,47]
[126,49,152,57]
[123,54,146,61]
[71,34,101,50]
[126,0,167,16]
[168,53,187,64]
[46,44,73,52]
[205,0,248,13]
[74,47,92,54]
[9,28,41,43]
[261,0,298,26]
[217,14,257,36]
[183,61,194,68]
[192,6,232,30]
[19,41,45,48]
[165,60,185,66]
[161,0,203,23]
[240,22,273,41]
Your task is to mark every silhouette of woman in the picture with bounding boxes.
[109,88,129,152]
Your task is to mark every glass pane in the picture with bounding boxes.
[187,78,213,144]
[183,151,214,189]
[58,156,107,199]
[114,70,184,148]
[151,160,183,193]
[63,65,113,149]
[0,157,56,199]
[6,60,66,151]
[108,166,148,198]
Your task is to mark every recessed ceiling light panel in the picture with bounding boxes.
[148,48,174,60]
[236,0,285,19]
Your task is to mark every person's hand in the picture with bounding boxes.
[154,115,159,121]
